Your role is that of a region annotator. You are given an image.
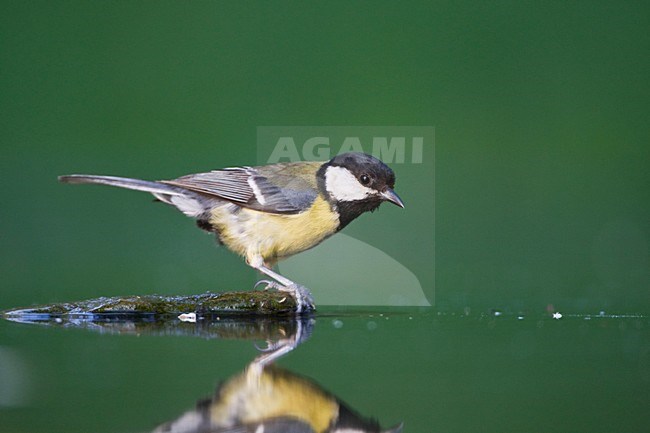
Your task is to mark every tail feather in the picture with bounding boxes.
[58,175,184,197]
[58,174,213,218]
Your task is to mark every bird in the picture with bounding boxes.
[59,152,404,313]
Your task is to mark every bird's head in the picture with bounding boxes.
[317,152,404,228]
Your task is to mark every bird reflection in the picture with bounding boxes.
[153,318,403,433]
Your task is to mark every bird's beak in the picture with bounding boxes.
[380,188,405,208]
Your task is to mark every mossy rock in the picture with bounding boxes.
[2,290,300,319]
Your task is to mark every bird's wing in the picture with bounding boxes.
[160,162,322,214]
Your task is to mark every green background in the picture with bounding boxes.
[1,2,649,433]
[2,1,649,312]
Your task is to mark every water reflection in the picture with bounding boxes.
[153,317,403,433]
[6,313,403,432]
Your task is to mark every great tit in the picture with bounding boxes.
[153,365,404,433]
[59,152,404,312]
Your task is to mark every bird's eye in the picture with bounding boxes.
[360,174,371,185]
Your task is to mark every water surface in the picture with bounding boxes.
[1,308,648,432]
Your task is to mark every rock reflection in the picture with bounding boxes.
[153,318,403,433]
[4,313,303,342]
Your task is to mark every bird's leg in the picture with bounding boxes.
[248,259,315,313]
[252,319,304,369]
[248,318,315,382]
[256,265,316,313]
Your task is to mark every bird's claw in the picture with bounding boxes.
[254,279,279,291]
[253,280,316,313]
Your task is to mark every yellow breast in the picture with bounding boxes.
[209,196,339,266]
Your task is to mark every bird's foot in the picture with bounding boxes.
[280,283,315,313]
[253,280,316,313]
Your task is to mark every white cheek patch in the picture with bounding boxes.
[325,166,375,202]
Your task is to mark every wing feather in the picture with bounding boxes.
[160,163,321,214]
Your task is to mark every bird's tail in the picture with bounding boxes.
[58,174,184,198]
[59,174,215,219]
[58,174,214,218]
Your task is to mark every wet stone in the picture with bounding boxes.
[2,290,299,319]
